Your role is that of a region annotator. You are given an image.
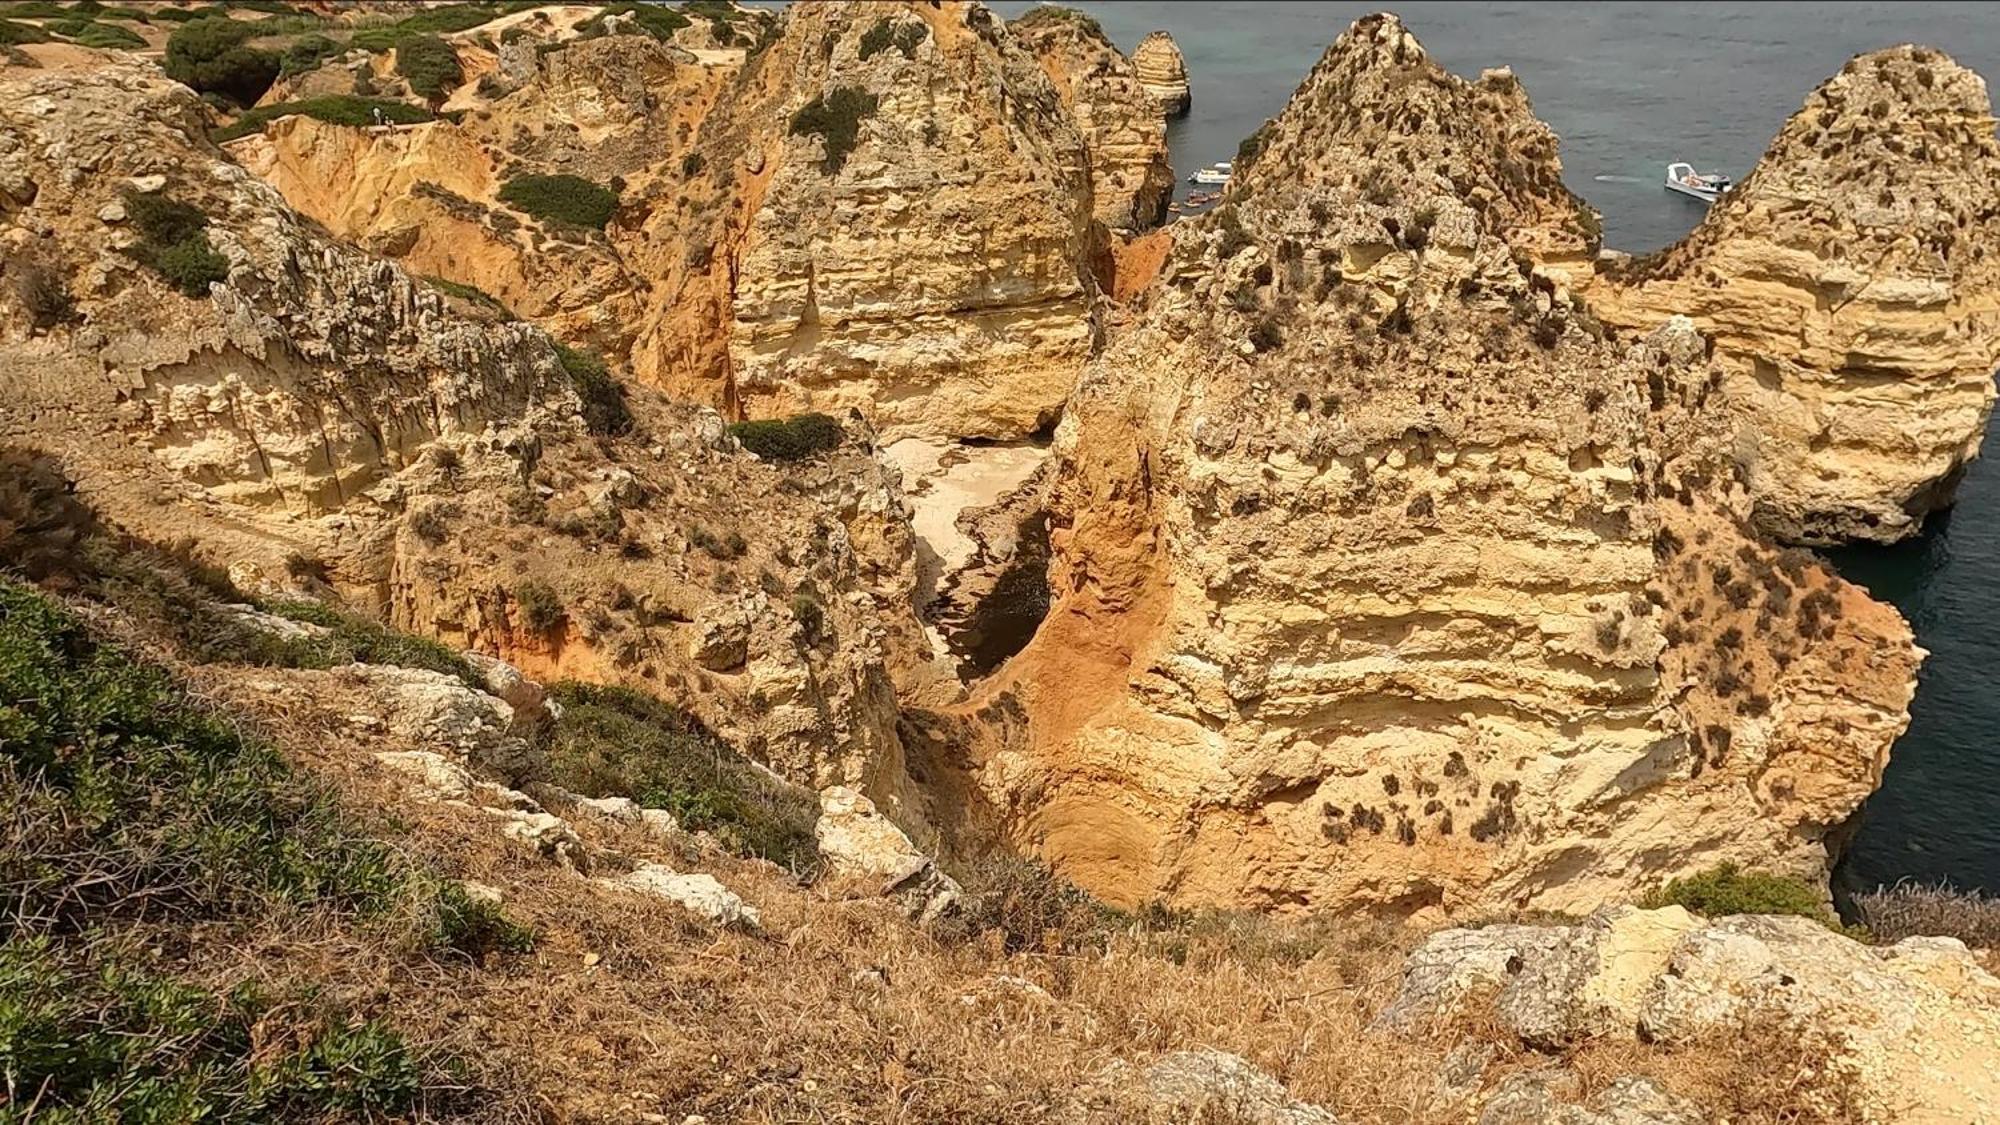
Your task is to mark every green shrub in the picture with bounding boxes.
[554,344,632,436]
[58,19,146,48]
[789,86,879,173]
[163,16,279,105]
[498,172,618,230]
[395,33,460,101]
[727,413,844,461]
[0,17,51,45]
[940,853,1117,955]
[1642,863,1832,922]
[538,682,820,870]
[279,31,339,76]
[513,579,565,632]
[575,1,688,42]
[262,598,485,689]
[425,274,513,318]
[123,191,230,297]
[791,592,824,645]
[10,258,76,329]
[212,95,434,142]
[0,937,427,1120]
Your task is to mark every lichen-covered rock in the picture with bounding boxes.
[336,664,531,776]
[1011,7,1174,231]
[1096,1050,1338,1125]
[1131,31,1190,118]
[1586,46,2000,544]
[1384,907,2000,1124]
[956,14,1918,916]
[1478,1073,1703,1125]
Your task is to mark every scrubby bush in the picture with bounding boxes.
[425,274,513,318]
[1643,863,1831,922]
[858,16,926,60]
[575,1,689,42]
[1851,883,2000,948]
[942,853,1117,955]
[555,344,632,436]
[394,33,461,101]
[513,579,565,632]
[261,599,485,689]
[57,18,146,48]
[0,17,51,45]
[9,258,76,328]
[727,413,843,461]
[212,95,434,142]
[791,592,824,645]
[498,172,619,230]
[789,86,879,173]
[279,31,339,76]
[163,16,279,105]
[123,191,230,297]
[537,681,820,870]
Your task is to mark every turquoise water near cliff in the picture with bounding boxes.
[996,1,2000,894]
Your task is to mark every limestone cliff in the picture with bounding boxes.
[1587,46,2000,544]
[0,64,928,819]
[631,0,1098,441]
[953,15,1920,916]
[1011,6,1174,232]
[1132,30,1190,118]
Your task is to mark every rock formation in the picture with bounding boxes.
[1011,6,1175,232]
[1585,46,2000,544]
[1132,30,1190,118]
[954,14,1920,916]
[1383,905,2000,1123]
[0,64,930,820]
[635,0,1098,441]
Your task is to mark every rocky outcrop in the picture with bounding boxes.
[955,15,1919,916]
[632,0,1098,441]
[0,65,931,825]
[1095,1050,1338,1124]
[1586,46,2000,544]
[1131,31,1190,119]
[1011,7,1174,232]
[1383,906,2000,1124]
[815,785,962,922]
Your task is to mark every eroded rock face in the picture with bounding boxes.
[651,0,1097,441]
[1011,7,1174,232]
[1383,906,2000,1124]
[0,65,930,826]
[1131,31,1190,118]
[1586,46,2000,544]
[958,15,1919,916]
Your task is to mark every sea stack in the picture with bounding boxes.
[1586,45,2000,545]
[966,14,1921,916]
[1133,30,1191,118]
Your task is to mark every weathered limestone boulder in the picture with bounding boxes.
[816,786,961,923]
[1011,7,1175,231]
[604,863,762,931]
[1383,906,2000,1124]
[1095,1050,1338,1125]
[957,14,1919,916]
[335,664,533,777]
[1478,1074,1702,1125]
[1132,31,1190,118]
[374,749,476,802]
[1585,46,2000,544]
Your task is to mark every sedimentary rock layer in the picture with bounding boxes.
[1587,46,2000,544]
[958,15,1920,916]
[1012,6,1175,232]
[1132,30,1190,118]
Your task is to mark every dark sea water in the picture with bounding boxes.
[994,1,2000,894]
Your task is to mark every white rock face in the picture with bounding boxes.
[460,650,549,719]
[1381,906,2000,1124]
[815,786,960,923]
[604,863,761,931]
[334,663,531,775]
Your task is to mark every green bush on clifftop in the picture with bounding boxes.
[788,87,880,174]
[727,413,844,461]
[498,173,619,230]
[163,16,279,105]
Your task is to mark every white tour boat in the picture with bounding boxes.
[1188,160,1233,186]
[1664,161,1732,203]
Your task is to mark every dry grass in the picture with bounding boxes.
[171,652,1870,1124]
[1851,882,2000,949]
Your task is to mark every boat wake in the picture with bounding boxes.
[1591,174,1648,184]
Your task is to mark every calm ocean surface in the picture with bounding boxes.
[994,1,2000,895]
